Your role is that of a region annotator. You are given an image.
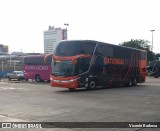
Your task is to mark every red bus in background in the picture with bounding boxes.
[23,55,52,82]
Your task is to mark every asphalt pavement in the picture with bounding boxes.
[0,77,160,131]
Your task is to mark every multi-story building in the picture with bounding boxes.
[0,44,8,54]
[44,26,67,54]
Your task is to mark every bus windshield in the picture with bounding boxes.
[51,57,91,77]
[54,41,96,56]
[51,40,96,77]
[52,60,75,77]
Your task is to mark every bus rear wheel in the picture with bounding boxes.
[127,78,133,87]
[35,75,41,82]
[132,78,137,86]
[125,78,133,87]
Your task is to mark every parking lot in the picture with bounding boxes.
[0,77,160,131]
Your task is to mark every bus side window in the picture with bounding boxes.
[75,58,90,74]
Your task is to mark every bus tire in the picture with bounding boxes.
[87,80,97,90]
[132,78,137,86]
[35,75,41,82]
[127,78,133,87]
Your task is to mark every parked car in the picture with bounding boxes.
[147,60,160,78]
[7,71,24,81]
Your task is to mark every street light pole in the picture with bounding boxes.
[1,61,3,71]
[150,30,155,51]
[64,23,69,30]
[64,23,69,40]
[9,54,11,66]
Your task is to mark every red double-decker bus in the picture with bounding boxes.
[23,55,52,82]
[45,40,147,90]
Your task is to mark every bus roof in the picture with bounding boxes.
[59,40,147,52]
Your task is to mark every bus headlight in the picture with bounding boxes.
[50,78,60,83]
[61,78,79,83]
[69,77,79,82]
[53,79,60,82]
[50,77,79,83]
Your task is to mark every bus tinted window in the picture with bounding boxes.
[75,58,91,74]
[24,57,44,65]
[55,41,96,56]
[114,47,130,58]
[24,55,52,65]
[96,43,113,57]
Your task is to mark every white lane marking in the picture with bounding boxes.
[0,82,8,84]
[0,87,28,90]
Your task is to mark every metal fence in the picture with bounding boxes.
[0,65,22,79]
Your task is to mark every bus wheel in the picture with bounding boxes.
[128,78,133,87]
[35,75,41,82]
[87,80,96,90]
[133,78,137,86]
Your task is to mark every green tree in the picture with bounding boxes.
[120,39,155,61]
[155,53,160,60]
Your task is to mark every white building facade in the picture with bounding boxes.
[44,26,67,54]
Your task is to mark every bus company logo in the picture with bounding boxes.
[25,66,49,71]
[104,57,125,65]
[2,123,11,128]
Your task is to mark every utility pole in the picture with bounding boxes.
[1,61,3,71]
[64,23,69,39]
[150,30,155,51]
[64,23,69,30]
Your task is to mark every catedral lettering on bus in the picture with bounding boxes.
[104,58,125,65]
[45,40,147,91]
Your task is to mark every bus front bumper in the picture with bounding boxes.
[50,76,79,89]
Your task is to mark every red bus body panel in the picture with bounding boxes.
[24,65,51,80]
[50,75,79,89]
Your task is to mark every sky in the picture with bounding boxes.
[0,0,160,53]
